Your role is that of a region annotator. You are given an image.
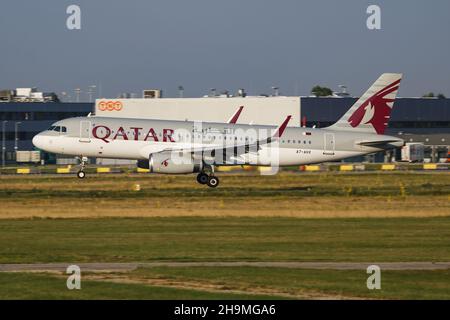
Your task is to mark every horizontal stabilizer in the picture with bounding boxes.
[357,139,402,146]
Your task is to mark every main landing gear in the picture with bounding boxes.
[196,172,209,184]
[196,165,219,188]
[77,156,88,179]
[206,175,219,188]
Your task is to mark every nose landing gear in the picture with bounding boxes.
[77,156,88,179]
[77,170,86,179]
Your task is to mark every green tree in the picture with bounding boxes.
[437,93,446,99]
[311,85,333,97]
[422,92,435,98]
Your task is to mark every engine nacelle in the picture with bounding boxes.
[140,152,202,174]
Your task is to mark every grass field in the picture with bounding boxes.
[125,267,450,299]
[1,268,449,299]
[1,216,450,263]
[0,172,449,218]
[0,272,280,300]
[0,172,449,299]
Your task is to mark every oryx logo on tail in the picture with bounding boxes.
[348,79,400,134]
[329,73,402,135]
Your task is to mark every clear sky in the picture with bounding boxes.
[0,0,449,100]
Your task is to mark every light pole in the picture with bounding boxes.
[2,120,7,167]
[74,88,81,102]
[14,122,21,152]
[88,85,97,102]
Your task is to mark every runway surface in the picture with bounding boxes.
[1,262,450,272]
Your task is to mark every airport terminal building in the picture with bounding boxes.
[0,102,92,163]
[1,96,449,164]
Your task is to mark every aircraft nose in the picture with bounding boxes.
[32,133,46,150]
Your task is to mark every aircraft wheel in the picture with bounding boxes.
[207,176,219,188]
[196,172,209,184]
[77,170,86,179]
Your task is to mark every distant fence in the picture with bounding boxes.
[300,163,448,172]
[0,163,448,175]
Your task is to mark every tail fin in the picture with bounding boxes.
[328,73,402,134]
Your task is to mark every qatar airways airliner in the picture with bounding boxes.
[33,73,404,187]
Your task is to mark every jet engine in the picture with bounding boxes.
[138,152,203,174]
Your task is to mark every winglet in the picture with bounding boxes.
[227,106,244,124]
[273,115,292,138]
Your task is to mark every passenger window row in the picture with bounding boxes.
[282,140,312,144]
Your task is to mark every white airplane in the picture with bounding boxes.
[33,73,404,187]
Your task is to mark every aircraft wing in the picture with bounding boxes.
[141,116,292,158]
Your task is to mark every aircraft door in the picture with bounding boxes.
[323,133,335,155]
[79,121,91,143]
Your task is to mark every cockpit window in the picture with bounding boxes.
[46,125,66,133]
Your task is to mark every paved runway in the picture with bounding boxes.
[1,261,450,272]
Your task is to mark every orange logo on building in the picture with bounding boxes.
[98,100,123,111]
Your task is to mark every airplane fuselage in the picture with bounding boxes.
[33,116,403,166]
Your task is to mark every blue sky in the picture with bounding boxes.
[0,0,449,99]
